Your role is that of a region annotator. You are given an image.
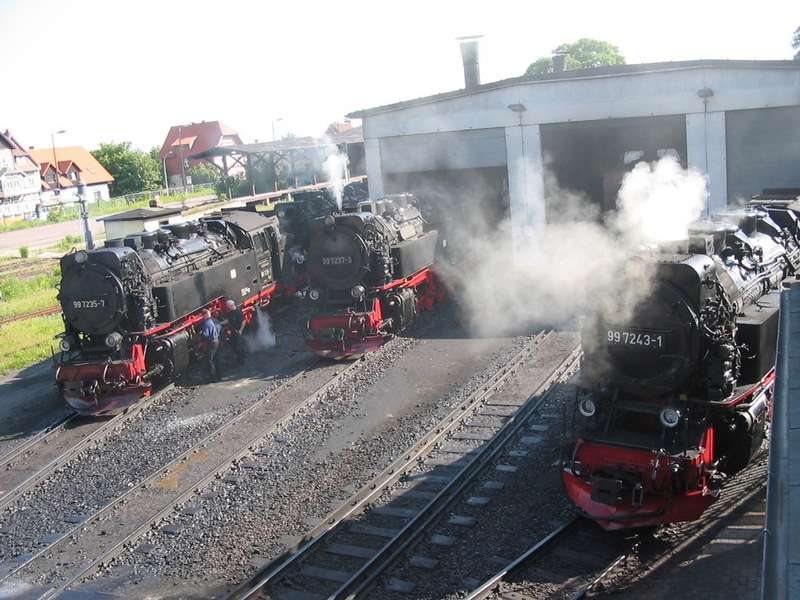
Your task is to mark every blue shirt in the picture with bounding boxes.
[200,317,222,342]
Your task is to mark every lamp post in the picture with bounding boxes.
[271,117,284,142]
[177,126,187,190]
[76,173,94,250]
[51,129,66,196]
[162,150,175,195]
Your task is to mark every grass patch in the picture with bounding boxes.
[0,287,58,319]
[0,314,63,375]
[0,273,60,319]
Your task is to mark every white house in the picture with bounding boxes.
[29,145,114,208]
[0,130,43,219]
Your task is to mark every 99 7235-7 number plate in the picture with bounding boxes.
[72,299,106,309]
[607,329,664,349]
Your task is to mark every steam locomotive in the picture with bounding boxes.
[563,198,800,529]
[304,193,443,358]
[56,211,288,415]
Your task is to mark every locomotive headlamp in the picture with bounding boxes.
[105,332,123,349]
[578,397,596,418]
[295,253,305,265]
[660,407,681,428]
[350,285,366,300]
[309,289,320,301]
[324,215,336,228]
[59,338,72,352]
[74,250,88,264]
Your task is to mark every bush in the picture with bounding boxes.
[19,246,29,258]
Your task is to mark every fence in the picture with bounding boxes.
[106,182,217,206]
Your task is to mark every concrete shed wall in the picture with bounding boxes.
[379,128,506,174]
[726,105,800,202]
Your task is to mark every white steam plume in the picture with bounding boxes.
[438,155,707,336]
[322,151,349,211]
[247,310,276,350]
[614,157,709,244]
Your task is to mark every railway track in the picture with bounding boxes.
[0,305,61,325]
[0,359,360,598]
[0,411,75,470]
[467,455,769,600]
[230,332,582,600]
[0,391,165,515]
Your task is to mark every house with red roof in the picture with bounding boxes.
[29,146,114,206]
[0,129,42,219]
[158,121,243,186]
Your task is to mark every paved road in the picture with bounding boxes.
[0,218,104,256]
[0,195,218,257]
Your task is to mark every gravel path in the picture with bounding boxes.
[0,308,312,567]
[85,310,537,599]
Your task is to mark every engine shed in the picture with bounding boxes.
[348,53,800,243]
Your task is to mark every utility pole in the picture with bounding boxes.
[178,126,186,190]
[76,174,94,250]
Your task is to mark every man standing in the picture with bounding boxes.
[224,299,247,365]
[199,308,223,381]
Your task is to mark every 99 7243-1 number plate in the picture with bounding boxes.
[607,329,665,349]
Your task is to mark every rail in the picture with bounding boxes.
[762,280,799,600]
[231,333,582,600]
[0,305,60,325]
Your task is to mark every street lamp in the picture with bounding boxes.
[271,117,284,142]
[51,129,66,195]
[162,149,175,194]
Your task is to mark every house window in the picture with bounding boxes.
[46,172,56,184]
[69,171,77,181]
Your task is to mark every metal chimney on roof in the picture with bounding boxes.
[552,53,567,73]
[457,36,483,90]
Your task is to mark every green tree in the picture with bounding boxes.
[149,146,166,187]
[91,142,162,197]
[793,26,800,59]
[525,38,625,76]
[187,164,220,185]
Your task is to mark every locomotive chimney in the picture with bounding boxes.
[458,36,483,90]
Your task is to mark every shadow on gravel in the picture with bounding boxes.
[0,360,63,442]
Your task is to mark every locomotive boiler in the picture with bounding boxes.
[56,211,286,415]
[305,193,442,358]
[563,201,800,529]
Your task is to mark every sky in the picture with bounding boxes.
[0,0,797,152]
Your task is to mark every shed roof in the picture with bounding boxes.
[347,59,800,118]
[192,126,363,159]
[97,206,183,222]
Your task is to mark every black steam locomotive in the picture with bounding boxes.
[305,193,442,358]
[564,198,800,529]
[56,211,287,415]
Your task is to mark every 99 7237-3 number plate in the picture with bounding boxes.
[607,329,664,349]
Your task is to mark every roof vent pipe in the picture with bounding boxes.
[552,53,567,73]
[457,36,483,90]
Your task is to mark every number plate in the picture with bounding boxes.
[606,329,665,349]
[71,299,106,309]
